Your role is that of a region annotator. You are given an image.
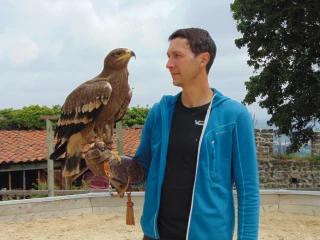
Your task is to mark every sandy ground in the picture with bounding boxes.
[0,212,319,240]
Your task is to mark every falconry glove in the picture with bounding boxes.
[84,141,144,225]
[84,141,144,193]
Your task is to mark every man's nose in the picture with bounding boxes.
[166,58,174,69]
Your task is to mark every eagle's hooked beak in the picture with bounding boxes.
[118,49,136,60]
[130,50,136,59]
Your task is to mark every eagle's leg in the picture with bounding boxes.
[91,122,113,145]
[100,122,121,161]
[89,122,121,161]
[79,127,98,157]
[102,122,114,147]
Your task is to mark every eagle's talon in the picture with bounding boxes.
[110,150,121,162]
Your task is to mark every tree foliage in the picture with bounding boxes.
[231,0,320,152]
[0,105,61,130]
[0,105,150,130]
[123,105,151,127]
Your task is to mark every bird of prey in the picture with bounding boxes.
[50,48,136,177]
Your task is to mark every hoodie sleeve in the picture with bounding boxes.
[232,108,260,240]
[133,103,159,183]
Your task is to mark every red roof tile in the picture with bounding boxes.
[0,128,142,164]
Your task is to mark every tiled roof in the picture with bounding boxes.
[0,128,142,164]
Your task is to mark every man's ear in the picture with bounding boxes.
[199,52,210,69]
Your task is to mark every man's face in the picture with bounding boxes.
[166,38,202,87]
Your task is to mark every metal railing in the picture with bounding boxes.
[0,188,117,201]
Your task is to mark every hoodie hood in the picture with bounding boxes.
[160,88,230,109]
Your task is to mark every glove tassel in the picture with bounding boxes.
[126,192,135,225]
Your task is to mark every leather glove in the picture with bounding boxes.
[84,141,144,196]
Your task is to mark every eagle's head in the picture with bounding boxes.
[104,48,136,70]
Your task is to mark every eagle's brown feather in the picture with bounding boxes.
[115,87,133,123]
[56,79,112,129]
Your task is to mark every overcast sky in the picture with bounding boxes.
[0,0,269,120]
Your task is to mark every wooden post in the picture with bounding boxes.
[23,170,26,199]
[23,171,26,190]
[115,114,130,156]
[6,171,12,200]
[38,170,41,184]
[8,172,11,190]
[60,168,63,190]
[116,121,124,155]
[1,189,8,201]
[46,119,54,197]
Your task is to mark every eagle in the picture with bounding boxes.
[50,48,136,177]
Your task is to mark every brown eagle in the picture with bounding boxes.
[50,48,136,176]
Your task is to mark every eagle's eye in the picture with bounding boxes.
[115,51,122,56]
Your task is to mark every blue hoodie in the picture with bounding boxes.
[134,89,260,240]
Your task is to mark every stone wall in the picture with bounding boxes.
[259,159,320,189]
[255,129,320,158]
[253,129,320,189]
[255,129,274,159]
[311,131,320,156]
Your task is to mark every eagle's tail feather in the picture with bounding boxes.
[50,141,67,160]
[62,154,81,177]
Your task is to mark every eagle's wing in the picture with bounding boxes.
[51,78,112,159]
[97,86,132,145]
[114,86,133,123]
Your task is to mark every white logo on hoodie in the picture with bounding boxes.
[195,120,204,126]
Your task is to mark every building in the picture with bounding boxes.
[0,128,142,192]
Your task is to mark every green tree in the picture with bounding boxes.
[231,0,320,152]
[0,105,151,130]
[123,105,151,127]
[0,105,61,130]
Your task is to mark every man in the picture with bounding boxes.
[87,28,260,239]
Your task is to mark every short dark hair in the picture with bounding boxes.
[168,28,217,74]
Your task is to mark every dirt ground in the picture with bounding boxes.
[0,211,319,240]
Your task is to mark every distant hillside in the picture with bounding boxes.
[255,118,318,156]
[255,118,320,131]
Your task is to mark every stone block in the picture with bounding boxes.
[261,133,273,138]
[92,206,143,215]
[260,194,279,205]
[260,204,279,213]
[279,204,308,215]
[279,204,320,216]
[0,207,92,223]
[90,195,144,208]
[280,194,320,206]
[261,129,274,133]
[0,198,91,216]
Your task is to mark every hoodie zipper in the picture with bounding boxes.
[186,94,216,239]
[153,97,170,239]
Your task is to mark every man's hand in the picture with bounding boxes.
[84,141,144,195]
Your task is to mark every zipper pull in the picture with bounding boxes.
[211,140,215,159]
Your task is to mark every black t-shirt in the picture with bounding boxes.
[158,97,210,239]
